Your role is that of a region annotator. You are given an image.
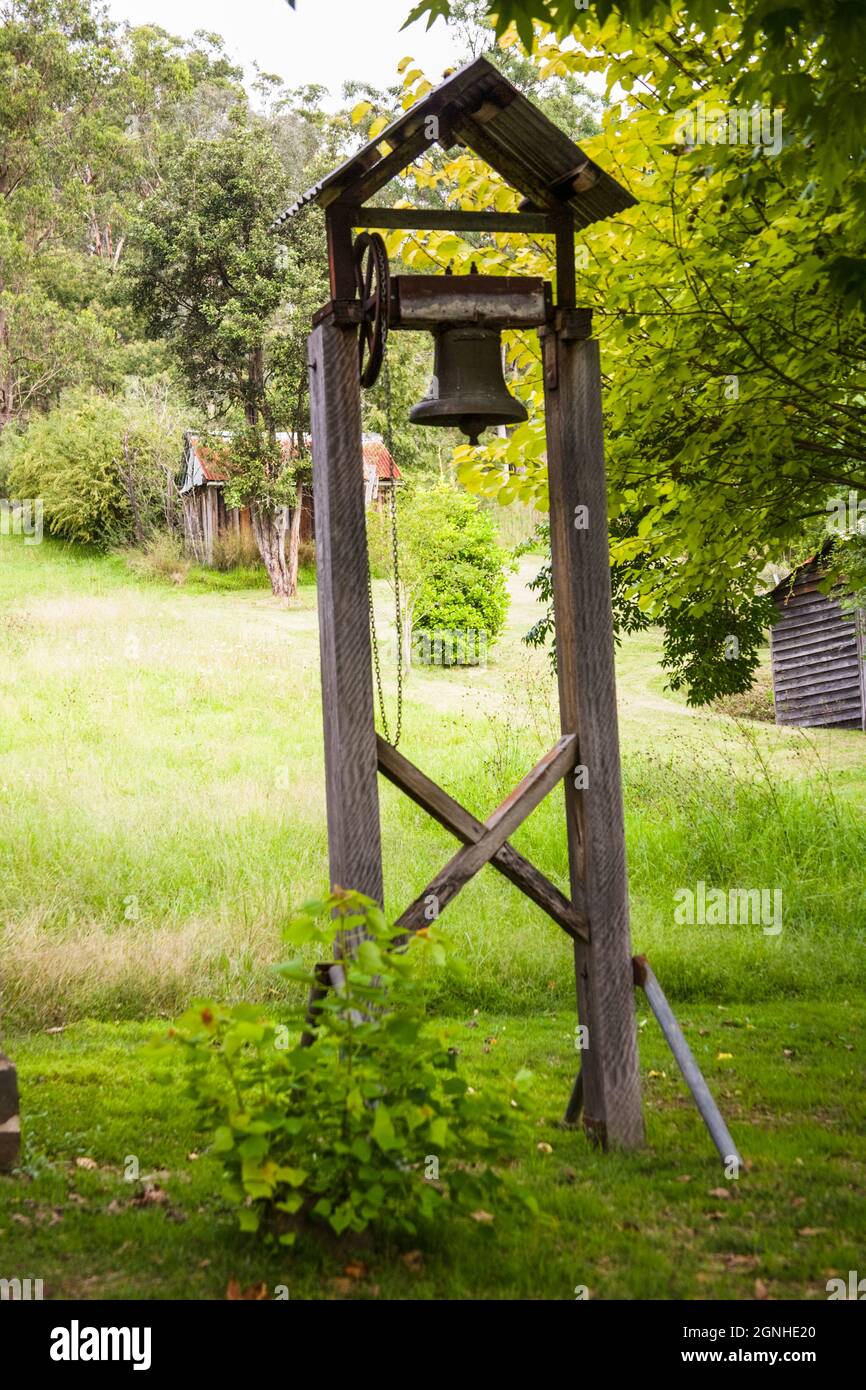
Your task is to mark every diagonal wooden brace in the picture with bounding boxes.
[377,736,588,943]
[394,734,579,936]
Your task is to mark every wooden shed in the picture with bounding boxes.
[769,551,866,731]
[178,431,401,565]
[177,432,256,565]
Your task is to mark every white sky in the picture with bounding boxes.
[104,0,466,106]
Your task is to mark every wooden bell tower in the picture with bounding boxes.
[275,57,740,1163]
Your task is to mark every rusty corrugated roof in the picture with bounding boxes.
[181,432,400,489]
[362,436,401,481]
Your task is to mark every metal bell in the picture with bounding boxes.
[409,326,527,445]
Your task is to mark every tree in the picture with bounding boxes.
[0,1,244,433]
[125,109,328,598]
[407,0,866,186]
[382,9,866,701]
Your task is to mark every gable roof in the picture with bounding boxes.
[362,435,401,481]
[273,56,636,233]
[179,431,400,494]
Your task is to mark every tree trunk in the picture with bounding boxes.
[0,303,14,434]
[121,433,147,546]
[251,501,290,599]
[286,480,303,600]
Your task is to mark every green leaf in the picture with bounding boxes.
[274,1166,308,1187]
[371,1103,399,1151]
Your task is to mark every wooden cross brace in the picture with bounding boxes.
[378,735,588,943]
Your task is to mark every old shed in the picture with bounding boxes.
[178,430,400,564]
[770,552,866,730]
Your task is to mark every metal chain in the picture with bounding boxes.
[368,358,403,747]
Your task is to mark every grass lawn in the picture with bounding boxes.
[3,1004,863,1301]
[1,532,864,1299]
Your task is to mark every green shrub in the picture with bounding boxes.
[412,489,510,659]
[368,484,511,667]
[163,890,534,1243]
[3,388,181,546]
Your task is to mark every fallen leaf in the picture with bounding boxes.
[226,1278,268,1300]
[709,1187,732,1199]
[343,1261,368,1281]
[797,1227,827,1237]
[75,1157,98,1170]
[470,1209,494,1223]
[401,1250,424,1273]
[131,1183,168,1206]
[647,1069,666,1079]
[537,1141,553,1154]
[675,1174,692,1183]
[754,1278,770,1300]
[45,1025,65,1034]
[716,1052,734,1061]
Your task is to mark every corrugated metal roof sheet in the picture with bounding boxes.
[180,431,400,492]
[362,435,402,481]
[273,56,636,233]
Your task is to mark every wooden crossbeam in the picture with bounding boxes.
[377,736,588,943]
[394,734,577,936]
[347,207,553,235]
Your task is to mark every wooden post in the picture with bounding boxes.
[542,317,644,1149]
[0,1052,20,1171]
[308,311,384,943]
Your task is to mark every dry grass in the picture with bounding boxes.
[0,911,289,1028]
[0,537,863,1030]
